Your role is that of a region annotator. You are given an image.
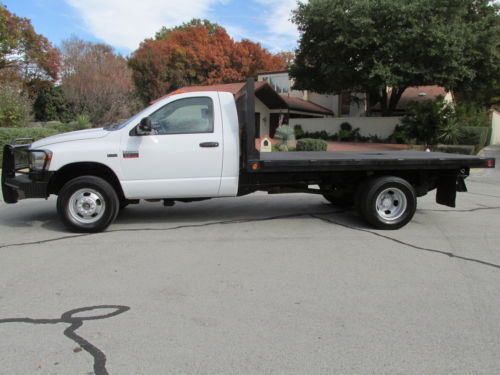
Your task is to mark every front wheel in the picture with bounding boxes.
[57,176,119,232]
[358,176,417,230]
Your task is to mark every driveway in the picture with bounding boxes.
[0,148,499,374]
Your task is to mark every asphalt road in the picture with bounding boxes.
[0,148,499,375]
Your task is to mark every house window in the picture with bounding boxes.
[261,74,290,94]
[149,97,214,135]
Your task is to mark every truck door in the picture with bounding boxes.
[119,93,224,199]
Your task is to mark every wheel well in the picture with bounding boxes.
[48,162,125,200]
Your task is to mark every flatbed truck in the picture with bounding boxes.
[2,80,496,232]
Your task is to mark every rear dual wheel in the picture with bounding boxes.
[356,176,417,230]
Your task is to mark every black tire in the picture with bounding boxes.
[357,176,417,230]
[57,176,119,233]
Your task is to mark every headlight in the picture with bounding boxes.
[29,150,52,171]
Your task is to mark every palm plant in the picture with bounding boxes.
[274,125,295,147]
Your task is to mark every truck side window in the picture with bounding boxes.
[149,97,214,135]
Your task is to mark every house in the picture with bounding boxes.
[164,81,333,138]
[257,70,454,117]
[370,86,454,115]
[257,70,367,118]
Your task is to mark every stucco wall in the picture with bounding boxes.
[491,111,500,145]
[289,117,403,139]
[308,92,339,114]
[255,98,271,137]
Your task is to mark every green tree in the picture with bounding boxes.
[0,83,33,127]
[290,0,500,115]
[453,1,500,107]
[155,19,223,40]
[33,86,73,122]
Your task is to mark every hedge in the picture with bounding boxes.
[457,126,490,150]
[296,138,328,151]
[0,128,59,165]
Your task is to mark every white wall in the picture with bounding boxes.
[289,117,402,139]
[491,111,500,145]
[255,98,271,137]
[308,92,339,114]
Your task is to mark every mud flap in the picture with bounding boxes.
[436,171,460,208]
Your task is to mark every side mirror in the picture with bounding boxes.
[138,117,152,133]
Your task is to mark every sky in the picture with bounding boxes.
[2,0,301,55]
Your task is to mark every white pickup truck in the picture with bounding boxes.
[2,80,495,232]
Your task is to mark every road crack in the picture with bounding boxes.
[0,210,347,250]
[309,214,500,270]
[1,208,498,271]
[419,206,500,213]
[0,305,129,375]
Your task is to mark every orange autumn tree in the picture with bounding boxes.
[129,19,286,103]
[0,4,60,83]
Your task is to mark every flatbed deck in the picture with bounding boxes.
[254,151,494,172]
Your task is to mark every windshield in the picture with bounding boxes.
[103,105,151,131]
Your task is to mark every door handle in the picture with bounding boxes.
[199,142,219,148]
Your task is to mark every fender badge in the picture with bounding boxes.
[107,154,118,158]
[123,151,139,159]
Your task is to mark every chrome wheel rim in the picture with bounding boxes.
[68,188,106,224]
[375,188,407,222]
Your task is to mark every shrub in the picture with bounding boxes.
[0,85,33,128]
[400,97,452,145]
[335,123,360,142]
[457,126,490,149]
[296,138,328,151]
[453,103,490,128]
[360,134,383,143]
[294,125,304,139]
[438,119,461,145]
[340,122,352,131]
[0,128,59,164]
[274,125,295,145]
[401,97,490,150]
[71,114,92,130]
[272,144,296,152]
[433,145,475,155]
[388,125,408,144]
[301,130,331,141]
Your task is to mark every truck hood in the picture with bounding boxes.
[31,128,109,148]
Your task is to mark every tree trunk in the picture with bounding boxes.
[387,87,407,115]
[381,89,388,116]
